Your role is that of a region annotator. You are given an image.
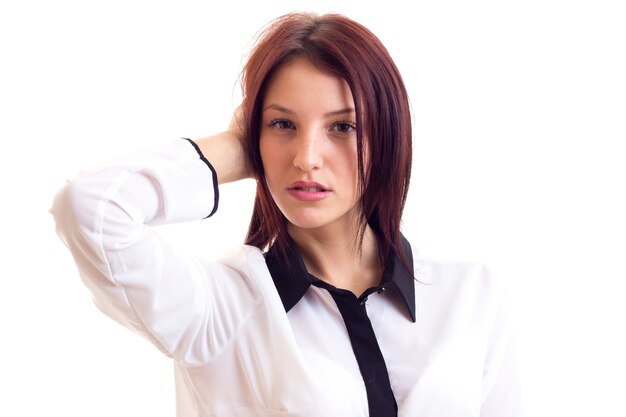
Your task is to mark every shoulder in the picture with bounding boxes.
[402,236,496,293]
[207,244,281,298]
[198,244,269,283]
[217,244,266,272]
[414,253,493,289]
[410,249,506,325]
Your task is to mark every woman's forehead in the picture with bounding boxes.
[261,58,355,114]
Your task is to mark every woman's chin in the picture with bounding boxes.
[285,215,329,231]
[284,209,360,235]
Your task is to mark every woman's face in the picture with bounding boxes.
[260,58,362,233]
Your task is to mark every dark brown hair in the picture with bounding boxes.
[241,12,412,264]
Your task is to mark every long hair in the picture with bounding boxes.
[241,12,412,265]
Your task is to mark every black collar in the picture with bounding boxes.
[265,235,416,322]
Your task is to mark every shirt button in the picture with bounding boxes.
[378,286,386,294]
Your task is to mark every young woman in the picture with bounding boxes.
[52,12,522,417]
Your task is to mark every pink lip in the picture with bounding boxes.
[287,181,331,202]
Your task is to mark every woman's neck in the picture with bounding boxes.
[288,221,383,297]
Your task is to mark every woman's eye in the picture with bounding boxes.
[333,121,356,133]
[267,119,295,130]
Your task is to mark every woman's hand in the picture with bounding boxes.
[195,105,252,184]
[228,105,246,143]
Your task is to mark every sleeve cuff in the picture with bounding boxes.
[181,138,219,218]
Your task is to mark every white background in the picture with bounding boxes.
[1,0,625,416]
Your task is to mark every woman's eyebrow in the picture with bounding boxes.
[324,107,355,117]
[263,103,295,114]
[262,104,355,117]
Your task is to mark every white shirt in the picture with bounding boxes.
[51,139,523,417]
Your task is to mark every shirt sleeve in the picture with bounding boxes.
[480,273,524,417]
[50,139,260,366]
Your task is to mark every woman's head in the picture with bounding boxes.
[259,56,362,237]
[242,12,412,261]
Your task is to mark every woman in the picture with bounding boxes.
[52,12,522,417]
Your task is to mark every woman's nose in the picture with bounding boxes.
[292,130,324,172]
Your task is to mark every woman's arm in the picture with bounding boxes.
[51,121,259,366]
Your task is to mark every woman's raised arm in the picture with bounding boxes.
[50,111,261,366]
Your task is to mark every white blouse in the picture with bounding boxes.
[51,139,523,417]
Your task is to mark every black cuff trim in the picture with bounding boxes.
[181,137,219,218]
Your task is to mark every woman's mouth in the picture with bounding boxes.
[291,186,325,192]
[287,181,331,201]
